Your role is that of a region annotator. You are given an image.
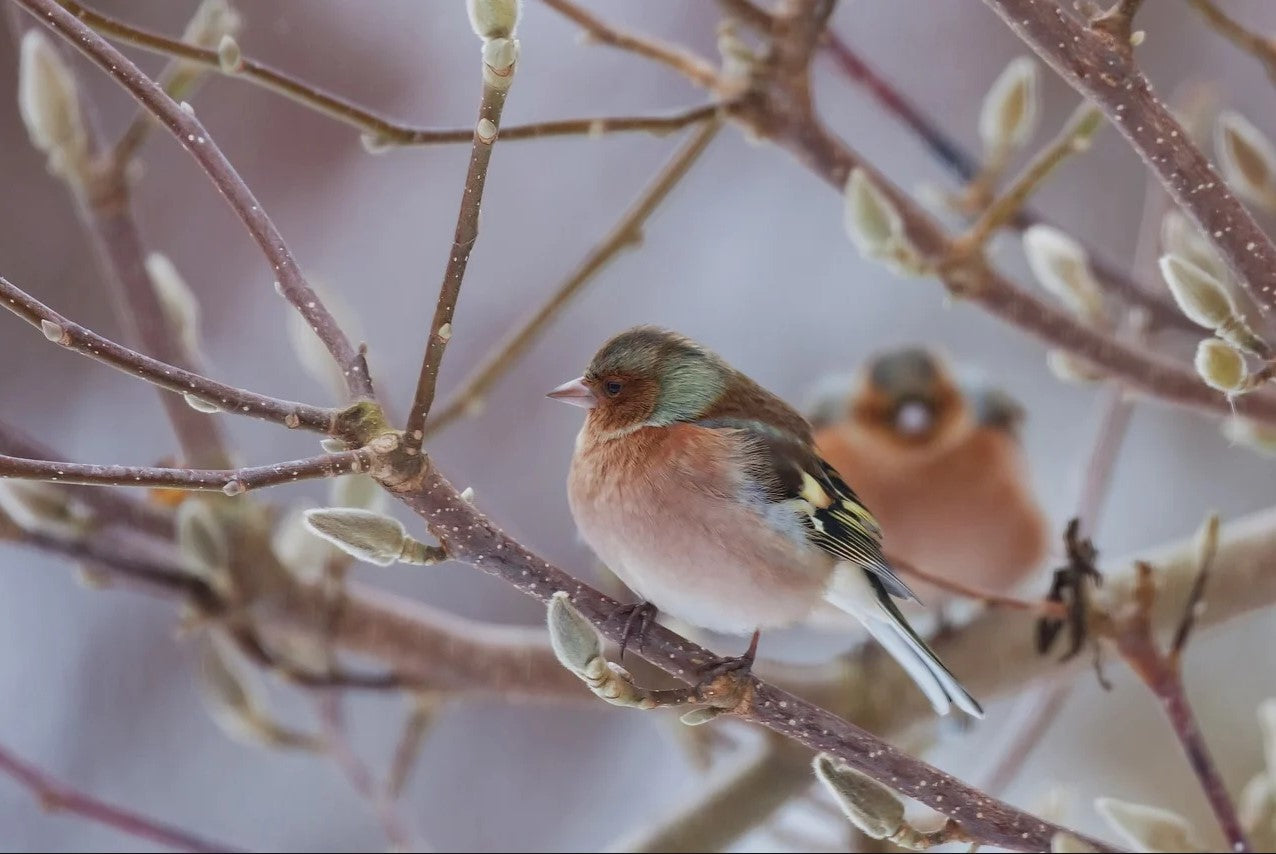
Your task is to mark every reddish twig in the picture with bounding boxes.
[19,0,374,399]
[1184,0,1276,81]
[1106,554,1248,852]
[0,275,337,435]
[889,554,1067,619]
[986,0,1276,316]
[0,449,371,495]
[0,741,243,853]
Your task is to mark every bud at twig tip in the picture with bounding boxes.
[467,0,520,40]
[1216,110,1276,210]
[303,507,409,566]
[1023,226,1105,323]
[217,34,243,73]
[1194,339,1248,394]
[979,56,1040,159]
[547,592,601,674]
[18,31,89,181]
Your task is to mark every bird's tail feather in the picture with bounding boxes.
[825,563,984,719]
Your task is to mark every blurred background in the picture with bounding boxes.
[2,0,1275,850]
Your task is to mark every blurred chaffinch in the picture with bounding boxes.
[807,348,1049,603]
[549,327,982,718]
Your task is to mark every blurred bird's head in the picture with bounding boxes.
[547,327,728,435]
[809,347,972,449]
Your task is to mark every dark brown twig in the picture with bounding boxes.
[0,740,244,853]
[21,0,374,400]
[0,275,337,435]
[1184,0,1276,81]
[423,116,722,439]
[0,450,371,495]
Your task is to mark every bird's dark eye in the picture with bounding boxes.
[604,380,624,396]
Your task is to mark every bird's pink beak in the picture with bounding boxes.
[547,376,598,409]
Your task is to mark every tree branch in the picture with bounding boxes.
[985,0,1276,316]
[538,0,723,91]
[819,31,1195,334]
[21,0,374,400]
[372,447,1113,853]
[1184,0,1276,81]
[0,450,370,495]
[0,275,338,435]
[0,740,243,853]
[402,28,517,450]
[422,116,723,440]
[54,0,716,149]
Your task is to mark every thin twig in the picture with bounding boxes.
[889,554,1067,619]
[422,117,722,439]
[986,0,1276,316]
[57,0,716,148]
[22,0,374,399]
[979,676,1073,794]
[539,0,723,91]
[0,740,243,853]
[819,31,1195,334]
[962,104,1103,248]
[1110,560,1250,852]
[315,694,417,850]
[402,33,517,450]
[0,449,371,495]
[1170,515,1219,662]
[385,695,438,799]
[0,275,337,435]
[1184,0,1276,81]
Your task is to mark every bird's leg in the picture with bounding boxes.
[693,630,761,710]
[611,601,659,663]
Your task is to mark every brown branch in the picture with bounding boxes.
[979,677,1073,794]
[986,0,1276,317]
[0,421,174,539]
[1184,0,1276,81]
[372,448,1113,853]
[819,31,1195,335]
[538,0,723,91]
[402,35,517,451]
[0,449,371,495]
[22,0,374,400]
[0,275,337,435]
[889,554,1066,618]
[385,695,437,799]
[422,116,723,440]
[1107,558,1249,852]
[55,0,715,148]
[0,741,243,853]
[1090,0,1146,46]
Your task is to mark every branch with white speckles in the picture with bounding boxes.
[985,0,1276,317]
[0,274,338,435]
[16,0,374,400]
[0,449,369,495]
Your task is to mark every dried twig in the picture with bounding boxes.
[987,0,1276,316]
[57,0,717,148]
[889,554,1066,619]
[0,740,243,853]
[403,23,518,451]
[423,116,722,439]
[0,449,370,495]
[0,275,337,435]
[19,0,374,399]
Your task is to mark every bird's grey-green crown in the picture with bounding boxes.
[868,347,941,402]
[587,326,727,424]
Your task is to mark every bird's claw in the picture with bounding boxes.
[693,629,760,711]
[612,601,658,663]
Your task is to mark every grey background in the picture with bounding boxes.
[1,1,1274,850]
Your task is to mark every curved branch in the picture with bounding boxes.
[0,275,337,434]
[21,0,374,399]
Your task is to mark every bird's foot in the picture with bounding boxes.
[693,630,760,712]
[611,601,658,663]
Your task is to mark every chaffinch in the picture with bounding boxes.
[808,348,1050,603]
[549,327,982,718]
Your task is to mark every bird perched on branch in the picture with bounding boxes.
[548,327,982,717]
[807,347,1049,605]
